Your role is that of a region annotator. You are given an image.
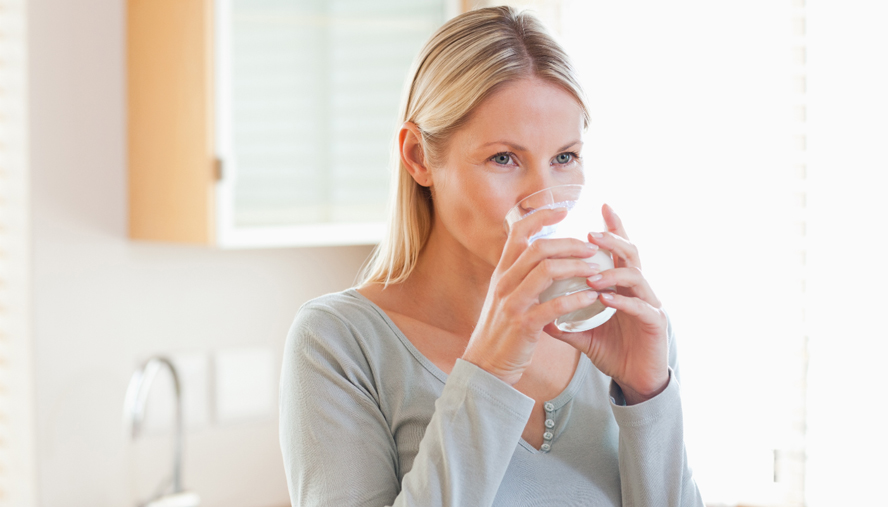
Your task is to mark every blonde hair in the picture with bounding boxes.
[360,6,590,286]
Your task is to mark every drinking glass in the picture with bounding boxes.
[503,184,617,332]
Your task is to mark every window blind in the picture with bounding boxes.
[228,0,446,227]
[0,0,36,505]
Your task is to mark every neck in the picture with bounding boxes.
[396,221,495,335]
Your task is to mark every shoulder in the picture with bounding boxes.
[293,289,386,332]
[283,289,400,402]
[286,289,395,369]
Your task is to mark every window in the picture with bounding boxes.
[0,0,37,504]
[557,2,806,504]
[214,0,449,246]
[492,0,888,507]
[479,0,888,505]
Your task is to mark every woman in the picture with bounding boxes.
[280,6,704,506]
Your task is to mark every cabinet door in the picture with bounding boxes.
[214,0,448,247]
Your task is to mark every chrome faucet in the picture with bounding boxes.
[124,356,199,507]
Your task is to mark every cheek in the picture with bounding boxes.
[436,179,486,232]
[435,172,511,251]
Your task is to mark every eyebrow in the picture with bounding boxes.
[479,140,583,152]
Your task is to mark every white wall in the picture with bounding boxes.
[28,1,373,505]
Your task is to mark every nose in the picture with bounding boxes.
[519,166,559,202]
[518,161,583,203]
[515,168,584,216]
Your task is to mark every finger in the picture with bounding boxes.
[499,207,568,269]
[586,266,661,307]
[524,236,599,261]
[498,236,598,290]
[543,323,593,356]
[588,231,641,269]
[504,257,599,309]
[597,292,661,324]
[602,203,629,240]
[525,289,600,330]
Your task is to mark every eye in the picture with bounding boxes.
[554,152,576,165]
[491,152,514,166]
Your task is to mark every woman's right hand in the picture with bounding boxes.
[461,207,602,385]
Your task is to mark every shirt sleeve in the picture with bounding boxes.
[279,306,535,507]
[608,317,705,507]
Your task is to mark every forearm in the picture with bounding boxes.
[284,354,533,507]
[394,359,534,506]
[611,370,704,507]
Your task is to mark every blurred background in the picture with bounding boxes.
[0,0,885,506]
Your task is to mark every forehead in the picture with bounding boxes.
[459,78,585,147]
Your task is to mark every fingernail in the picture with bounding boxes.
[586,242,599,251]
[589,232,604,239]
[585,263,600,271]
[599,292,614,301]
[582,290,599,302]
[587,274,603,283]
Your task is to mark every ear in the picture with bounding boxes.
[399,122,433,187]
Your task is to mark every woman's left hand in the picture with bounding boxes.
[545,204,669,405]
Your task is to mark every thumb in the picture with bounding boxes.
[544,322,592,356]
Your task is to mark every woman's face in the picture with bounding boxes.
[428,77,586,267]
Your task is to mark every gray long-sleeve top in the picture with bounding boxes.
[280,289,704,506]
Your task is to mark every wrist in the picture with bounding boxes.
[461,350,523,386]
[617,372,669,405]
